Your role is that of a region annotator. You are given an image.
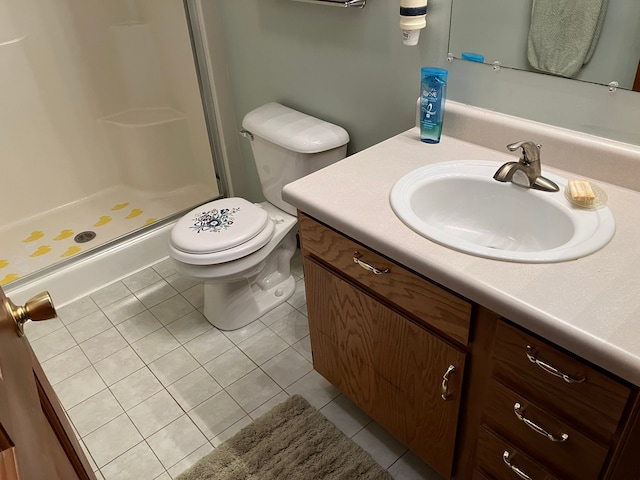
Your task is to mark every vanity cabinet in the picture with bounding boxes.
[298,213,471,478]
[297,212,639,480]
[474,320,633,480]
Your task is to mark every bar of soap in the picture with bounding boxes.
[568,179,595,205]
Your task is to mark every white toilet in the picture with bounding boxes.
[169,103,349,330]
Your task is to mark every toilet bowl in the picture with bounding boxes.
[169,103,349,330]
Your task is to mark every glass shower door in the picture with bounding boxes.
[0,0,220,286]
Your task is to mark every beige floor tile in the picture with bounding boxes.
[225,369,282,413]
[388,450,443,480]
[148,347,199,387]
[41,345,91,385]
[285,370,340,410]
[79,328,128,364]
[320,394,371,438]
[101,441,166,480]
[67,389,124,437]
[93,346,145,386]
[188,391,245,440]
[352,422,408,470]
[56,296,99,325]
[116,310,163,344]
[84,414,143,468]
[135,280,179,309]
[165,443,213,478]
[67,310,113,343]
[268,309,310,345]
[147,415,208,470]
[131,328,181,364]
[91,282,132,309]
[127,390,184,438]
[183,328,234,365]
[31,327,77,363]
[149,295,195,326]
[203,347,256,388]
[165,310,213,344]
[237,328,289,365]
[166,368,222,411]
[261,347,312,388]
[110,367,163,411]
[101,294,147,326]
[54,366,107,410]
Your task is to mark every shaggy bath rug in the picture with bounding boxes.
[175,394,393,480]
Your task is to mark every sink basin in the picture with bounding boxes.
[389,160,615,263]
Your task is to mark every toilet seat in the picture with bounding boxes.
[170,197,275,265]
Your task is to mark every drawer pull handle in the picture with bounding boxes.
[353,252,389,275]
[441,364,456,400]
[526,346,586,384]
[513,403,569,443]
[503,451,533,480]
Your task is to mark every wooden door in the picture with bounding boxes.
[0,286,95,480]
[304,257,466,479]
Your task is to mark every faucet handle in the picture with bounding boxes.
[507,141,541,165]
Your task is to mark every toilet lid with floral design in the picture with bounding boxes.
[170,197,271,254]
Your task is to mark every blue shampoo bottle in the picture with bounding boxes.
[420,67,448,144]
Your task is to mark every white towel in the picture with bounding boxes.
[527,0,609,78]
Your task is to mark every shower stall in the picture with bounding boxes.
[1,0,225,296]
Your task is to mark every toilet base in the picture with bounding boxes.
[203,274,295,331]
[200,228,298,330]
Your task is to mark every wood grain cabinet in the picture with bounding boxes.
[473,320,635,480]
[297,212,640,480]
[299,214,470,478]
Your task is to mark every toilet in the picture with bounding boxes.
[169,103,349,330]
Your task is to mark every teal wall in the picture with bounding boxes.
[207,0,640,201]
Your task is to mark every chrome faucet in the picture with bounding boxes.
[493,141,559,192]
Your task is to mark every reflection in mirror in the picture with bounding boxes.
[449,0,640,91]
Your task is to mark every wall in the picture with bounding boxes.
[207,0,640,202]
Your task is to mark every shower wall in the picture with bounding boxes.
[0,0,219,285]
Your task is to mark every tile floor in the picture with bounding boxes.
[26,251,442,480]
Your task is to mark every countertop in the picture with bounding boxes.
[282,109,640,386]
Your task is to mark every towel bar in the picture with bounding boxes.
[291,0,366,8]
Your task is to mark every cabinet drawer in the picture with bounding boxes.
[492,320,630,444]
[483,380,608,480]
[298,213,472,345]
[476,427,559,480]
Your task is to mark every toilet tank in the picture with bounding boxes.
[242,103,349,216]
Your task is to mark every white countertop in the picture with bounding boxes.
[282,105,640,386]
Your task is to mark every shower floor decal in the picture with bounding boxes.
[0,183,214,286]
[125,208,143,219]
[23,231,44,242]
[54,229,74,240]
[94,216,112,227]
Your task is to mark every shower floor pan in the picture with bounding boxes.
[0,184,213,287]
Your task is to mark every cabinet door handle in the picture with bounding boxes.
[513,403,569,443]
[441,364,456,400]
[503,451,533,480]
[353,252,389,275]
[526,345,586,384]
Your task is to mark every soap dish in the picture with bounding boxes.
[564,182,608,209]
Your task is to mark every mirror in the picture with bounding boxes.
[448,0,640,91]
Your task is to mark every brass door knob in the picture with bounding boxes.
[8,291,57,336]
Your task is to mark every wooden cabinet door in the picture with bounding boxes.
[304,257,466,478]
[0,287,95,480]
